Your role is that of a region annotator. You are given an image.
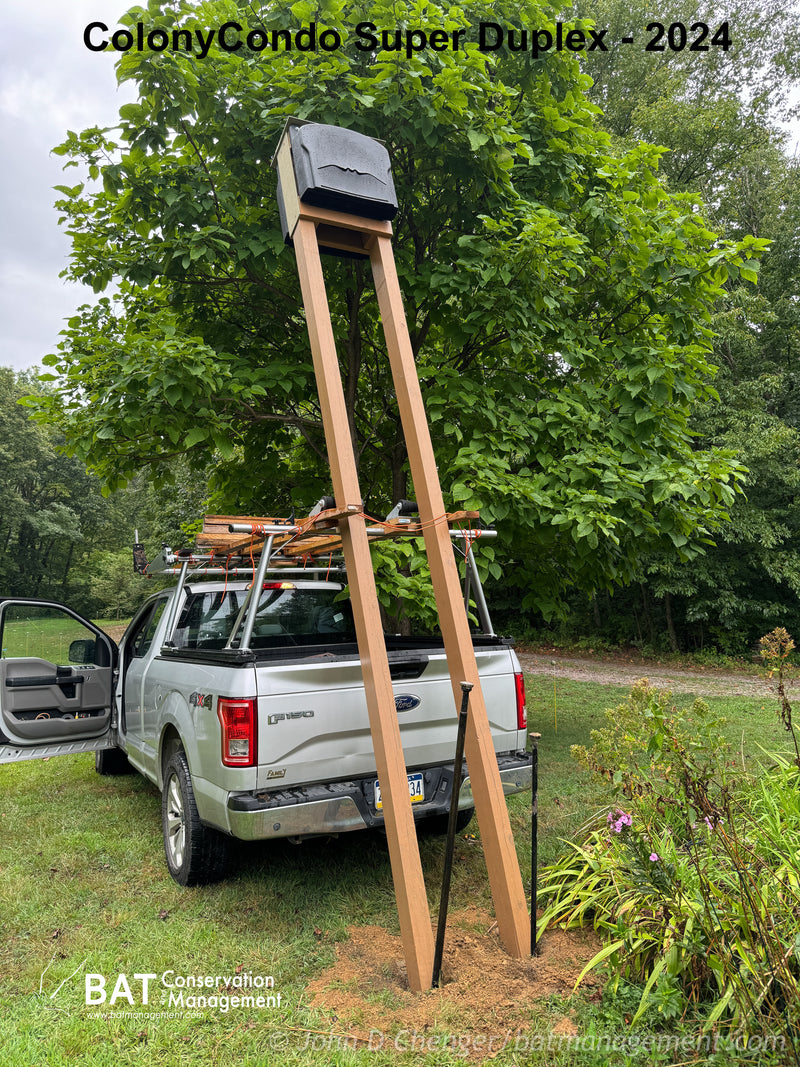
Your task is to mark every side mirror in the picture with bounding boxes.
[69,638,96,664]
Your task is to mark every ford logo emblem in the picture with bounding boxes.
[395,694,421,712]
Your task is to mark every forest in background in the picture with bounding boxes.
[0,366,206,619]
[517,0,800,654]
[1,0,798,652]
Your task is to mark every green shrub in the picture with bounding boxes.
[539,679,800,1044]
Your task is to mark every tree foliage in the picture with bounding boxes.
[499,0,800,648]
[668,160,800,649]
[0,367,197,616]
[574,0,796,197]
[0,368,101,600]
[33,0,766,617]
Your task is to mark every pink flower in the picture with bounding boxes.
[607,809,632,833]
[649,853,659,862]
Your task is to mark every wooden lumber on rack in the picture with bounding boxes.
[196,516,291,556]
[195,510,482,560]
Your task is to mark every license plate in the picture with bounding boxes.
[374,772,424,811]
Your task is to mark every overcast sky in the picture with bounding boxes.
[0,1,136,372]
[1,5,798,374]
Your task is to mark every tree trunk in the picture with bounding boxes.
[391,444,408,507]
[61,542,75,594]
[379,599,412,637]
[640,583,655,646]
[664,592,679,652]
[343,269,364,465]
[632,604,643,645]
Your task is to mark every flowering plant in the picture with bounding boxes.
[540,678,800,1040]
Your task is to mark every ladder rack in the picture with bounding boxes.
[143,504,495,576]
[136,503,498,646]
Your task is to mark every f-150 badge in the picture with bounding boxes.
[267,711,315,725]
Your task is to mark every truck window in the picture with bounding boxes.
[171,587,356,650]
[0,603,110,667]
[173,591,247,650]
[130,599,168,659]
[250,587,356,646]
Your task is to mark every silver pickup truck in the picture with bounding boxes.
[0,575,530,886]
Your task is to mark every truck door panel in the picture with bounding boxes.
[0,600,116,754]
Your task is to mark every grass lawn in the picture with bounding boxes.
[0,671,789,1065]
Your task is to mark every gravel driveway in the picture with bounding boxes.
[516,651,776,699]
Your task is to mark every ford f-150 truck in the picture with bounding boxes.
[0,546,530,887]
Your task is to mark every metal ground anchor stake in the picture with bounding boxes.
[530,732,541,956]
[432,681,473,989]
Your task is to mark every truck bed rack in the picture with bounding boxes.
[143,504,494,576]
[137,502,498,648]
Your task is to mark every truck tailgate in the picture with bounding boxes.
[255,646,519,789]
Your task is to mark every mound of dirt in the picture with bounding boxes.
[306,908,602,1055]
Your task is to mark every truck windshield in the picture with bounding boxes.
[172,586,356,650]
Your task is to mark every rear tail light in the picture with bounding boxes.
[217,697,257,767]
[514,672,527,730]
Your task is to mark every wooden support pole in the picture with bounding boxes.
[292,218,435,991]
[370,232,530,958]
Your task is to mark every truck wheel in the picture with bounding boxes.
[162,749,229,886]
[95,747,133,775]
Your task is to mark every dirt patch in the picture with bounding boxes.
[305,908,601,1056]
[516,651,775,699]
[96,622,128,643]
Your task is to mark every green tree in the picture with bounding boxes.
[86,549,152,619]
[575,0,795,200]
[0,367,204,610]
[34,0,764,619]
[520,0,800,650]
[0,367,106,599]
[662,159,800,650]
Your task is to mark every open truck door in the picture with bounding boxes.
[0,599,117,764]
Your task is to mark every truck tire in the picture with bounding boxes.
[162,749,229,886]
[95,747,134,775]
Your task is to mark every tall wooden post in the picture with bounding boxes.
[370,236,529,957]
[292,217,434,992]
